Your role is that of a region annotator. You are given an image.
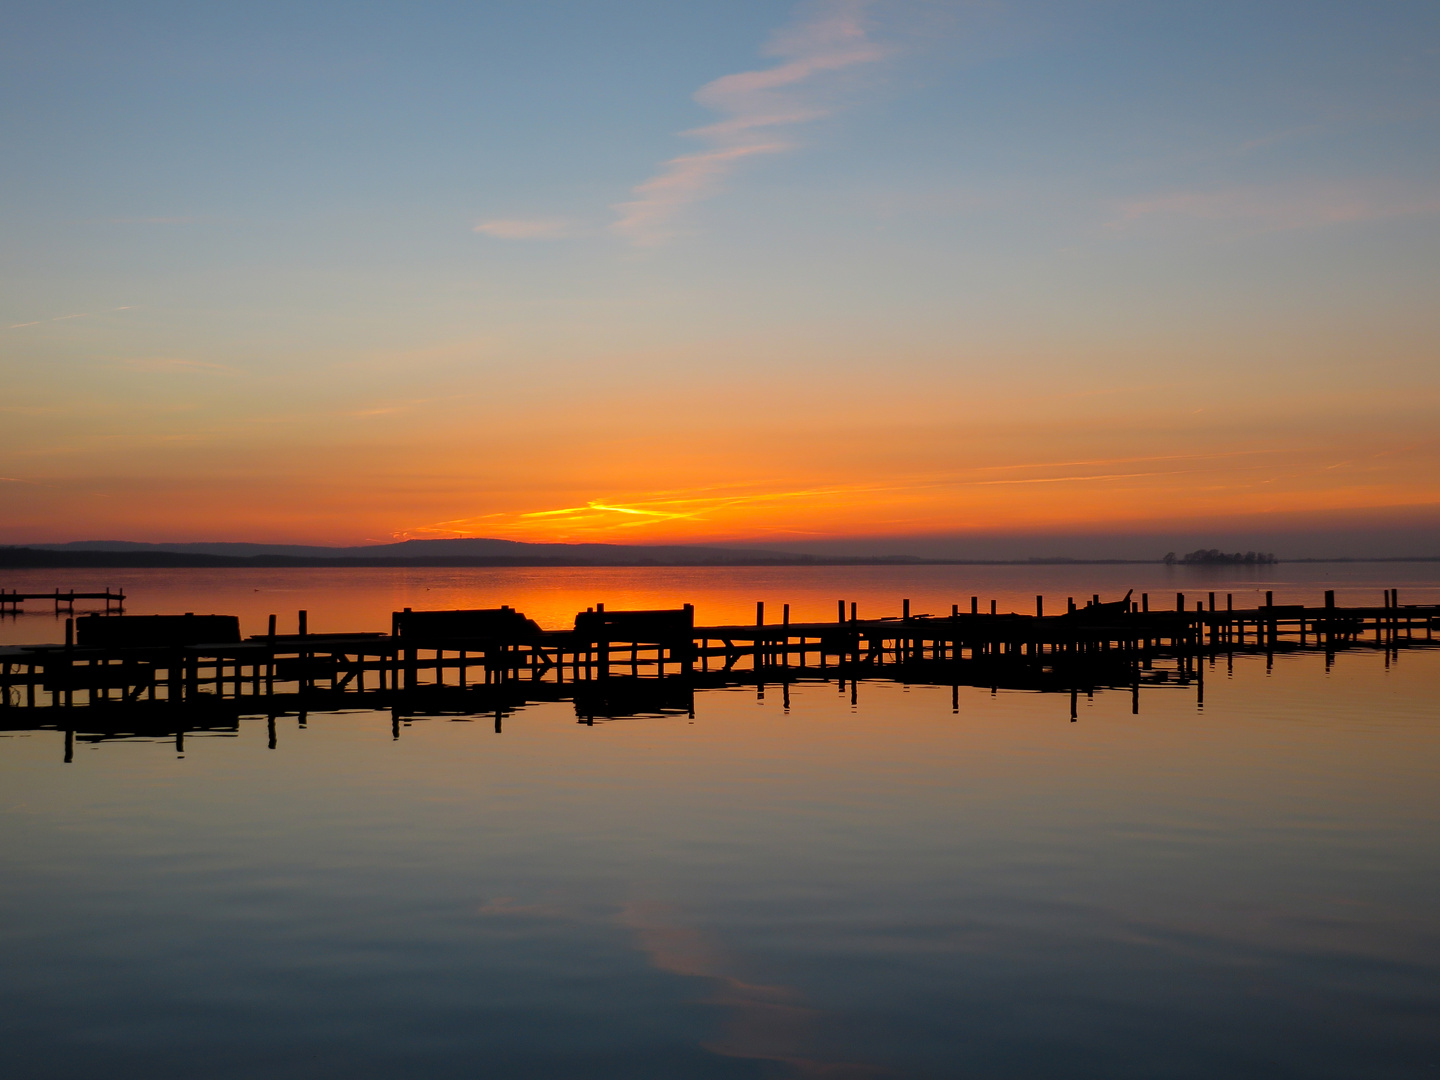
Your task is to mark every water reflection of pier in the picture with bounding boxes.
[2,592,1435,753]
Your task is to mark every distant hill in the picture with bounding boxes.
[2,538,932,568]
[27,537,798,563]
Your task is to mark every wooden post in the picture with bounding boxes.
[1142,593,1149,613]
[682,603,695,675]
[757,601,764,626]
[1036,596,1043,617]
[597,602,608,679]
[970,596,978,615]
[838,600,845,624]
[850,602,857,623]
[990,600,996,615]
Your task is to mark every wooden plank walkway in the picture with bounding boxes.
[1,594,1435,738]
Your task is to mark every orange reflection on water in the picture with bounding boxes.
[1,564,1437,644]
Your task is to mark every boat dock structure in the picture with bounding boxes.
[1,590,1436,751]
[0,587,125,614]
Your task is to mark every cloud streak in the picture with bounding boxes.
[613,0,889,245]
[1112,183,1440,233]
[7,306,134,330]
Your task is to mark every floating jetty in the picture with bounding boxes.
[1,591,1435,751]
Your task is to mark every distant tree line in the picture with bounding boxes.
[1163,549,1278,566]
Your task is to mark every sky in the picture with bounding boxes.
[2,0,1438,554]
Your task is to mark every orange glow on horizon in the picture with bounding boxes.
[5,337,1438,548]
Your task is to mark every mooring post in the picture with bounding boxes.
[782,603,790,666]
[597,602,609,680]
[298,610,311,692]
[400,607,415,689]
[1036,596,1043,617]
[757,601,764,626]
[682,603,696,674]
[971,596,978,615]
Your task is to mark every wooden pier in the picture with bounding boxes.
[0,587,125,613]
[2,591,1435,746]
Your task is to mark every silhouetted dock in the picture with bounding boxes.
[2,591,1435,749]
[0,587,125,613]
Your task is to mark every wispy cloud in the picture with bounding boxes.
[1112,183,1440,233]
[7,305,134,330]
[474,218,570,240]
[613,0,890,245]
[393,447,1333,542]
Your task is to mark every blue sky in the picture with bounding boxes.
[2,1,1438,548]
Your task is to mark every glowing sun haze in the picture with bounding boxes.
[2,0,1437,551]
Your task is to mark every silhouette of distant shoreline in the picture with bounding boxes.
[1,539,1436,569]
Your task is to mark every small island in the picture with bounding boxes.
[1165,549,1279,566]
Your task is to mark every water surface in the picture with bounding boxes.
[1,566,1437,1078]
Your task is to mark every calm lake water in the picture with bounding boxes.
[2,565,1438,1078]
